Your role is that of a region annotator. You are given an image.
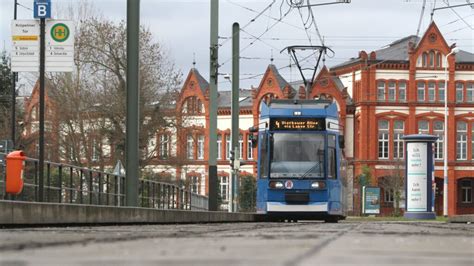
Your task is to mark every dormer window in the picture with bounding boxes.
[183,96,204,115]
[429,51,435,68]
[419,50,443,69]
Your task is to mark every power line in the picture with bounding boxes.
[220,1,294,67]
[17,1,33,11]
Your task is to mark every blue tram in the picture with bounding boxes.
[253,99,346,222]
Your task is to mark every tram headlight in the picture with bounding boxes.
[311,181,326,189]
[269,181,284,189]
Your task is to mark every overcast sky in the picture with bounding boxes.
[1,0,473,94]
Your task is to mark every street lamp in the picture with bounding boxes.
[443,46,460,217]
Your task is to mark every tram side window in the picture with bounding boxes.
[259,133,269,178]
[328,135,336,179]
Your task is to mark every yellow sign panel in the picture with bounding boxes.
[12,35,38,41]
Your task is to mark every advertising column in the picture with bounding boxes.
[403,135,437,220]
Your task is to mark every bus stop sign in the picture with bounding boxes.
[34,0,51,19]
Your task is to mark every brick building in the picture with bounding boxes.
[23,22,473,214]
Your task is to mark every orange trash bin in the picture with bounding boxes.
[6,151,26,195]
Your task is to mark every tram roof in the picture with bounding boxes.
[262,99,339,118]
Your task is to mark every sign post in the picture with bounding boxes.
[34,0,51,202]
[403,134,437,220]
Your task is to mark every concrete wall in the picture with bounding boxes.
[0,201,262,226]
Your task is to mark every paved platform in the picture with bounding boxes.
[0,221,472,265]
[0,200,260,225]
[449,215,474,223]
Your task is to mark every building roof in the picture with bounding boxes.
[217,89,253,108]
[331,34,474,70]
[456,50,474,63]
[374,35,419,61]
[191,68,209,94]
[268,64,292,90]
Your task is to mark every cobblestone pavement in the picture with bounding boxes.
[0,221,473,266]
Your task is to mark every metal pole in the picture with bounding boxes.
[11,0,18,148]
[442,47,459,216]
[126,0,140,207]
[230,22,240,212]
[38,18,45,202]
[208,0,219,211]
[443,50,455,217]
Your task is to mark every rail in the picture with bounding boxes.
[0,153,208,211]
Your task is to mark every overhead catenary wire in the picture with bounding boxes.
[443,0,474,30]
[220,1,294,67]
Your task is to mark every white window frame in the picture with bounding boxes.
[247,134,253,159]
[438,81,445,102]
[388,81,396,102]
[393,121,404,159]
[190,176,200,194]
[226,135,231,159]
[197,135,204,160]
[461,180,472,203]
[91,138,100,162]
[457,122,467,160]
[217,135,222,159]
[418,120,429,135]
[159,134,169,159]
[456,82,464,103]
[238,134,243,159]
[434,121,444,160]
[398,82,406,102]
[377,81,385,101]
[378,120,389,159]
[417,82,425,102]
[467,83,474,103]
[187,135,194,160]
[384,188,394,203]
[219,175,229,202]
[428,82,436,102]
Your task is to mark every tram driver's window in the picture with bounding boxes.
[328,135,336,179]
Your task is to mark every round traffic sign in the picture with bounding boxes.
[51,23,70,43]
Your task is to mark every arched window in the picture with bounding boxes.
[422,52,428,67]
[436,52,442,68]
[429,51,435,68]
[183,96,204,114]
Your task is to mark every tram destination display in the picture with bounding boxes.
[270,118,325,131]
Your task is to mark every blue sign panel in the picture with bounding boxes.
[34,0,51,19]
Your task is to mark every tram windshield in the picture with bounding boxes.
[270,133,325,178]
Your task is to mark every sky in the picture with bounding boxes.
[1,0,473,95]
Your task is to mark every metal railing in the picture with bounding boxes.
[0,154,208,211]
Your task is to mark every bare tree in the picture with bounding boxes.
[0,51,13,142]
[379,160,405,216]
[29,1,182,173]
